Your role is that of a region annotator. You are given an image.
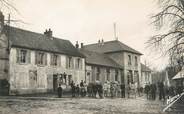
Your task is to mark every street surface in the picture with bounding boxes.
[0,96,168,114]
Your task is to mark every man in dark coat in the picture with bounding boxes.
[145,84,150,100]
[70,81,75,97]
[120,83,125,98]
[58,84,62,98]
[76,84,80,97]
[158,82,165,100]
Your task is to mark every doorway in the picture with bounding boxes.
[53,75,58,92]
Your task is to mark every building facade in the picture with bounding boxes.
[83,40,142,89]
[0,12,85,95]
[79,49,123,84]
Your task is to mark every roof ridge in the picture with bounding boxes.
[84,40,117,47]
[6,25,69,42]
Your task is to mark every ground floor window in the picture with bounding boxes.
[96,67,100,81]
[127,70,133,84]
[115,70,119,81]
[29,70,37,88]
[106,68,110,81]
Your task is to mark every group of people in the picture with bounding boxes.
[57,80,126,98]
[57,80,183,101]
[144,82,181,101]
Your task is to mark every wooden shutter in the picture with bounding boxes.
[66,56,69,68]
[57,55,61,67]
[44,53,47,65]
[27,50,31,63]
[35,52,37,64]
[16,49,20,63]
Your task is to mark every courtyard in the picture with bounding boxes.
[0,96,168,114]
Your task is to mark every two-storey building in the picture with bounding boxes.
[0,12,85,95]
[79,49,123,84]
[83,40,142,89]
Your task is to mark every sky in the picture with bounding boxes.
[1,0,169,70]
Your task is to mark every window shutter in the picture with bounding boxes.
[66,57,68,68]
[72,58,74,69]
[45,53,47,65]
[58,55,61,67]
[16,49,20,63]
[27,51,31,63]
[80,59,82,69]
[35,52,37,64]
[50,54,53,66]
[75,58,78,69]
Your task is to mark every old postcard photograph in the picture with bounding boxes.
[0,0,184,114]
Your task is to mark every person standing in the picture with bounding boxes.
[153,84,157,100]
[110,83,114,98]
[120,83,125,98]
[159,82,165,100]
[76,84,80,97]
[70,81,75,97]
[103,82,108,97]
[58,84,62,98]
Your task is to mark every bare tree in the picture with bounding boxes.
[147,0,184,69]
[0,0,18,13]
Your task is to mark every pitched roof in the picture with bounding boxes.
[83,40,142,55]
[141,63,152,72]
[4,26,84,58]
[79,49,123,69]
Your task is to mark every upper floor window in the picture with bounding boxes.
[66,56,74,69]
[35,52,47,65]
[17,49,30,64]
[51,54,60,66]
[135,56,138,66]
[128,55,131,65]
[76,58,82,69]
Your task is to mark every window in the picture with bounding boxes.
[96,67,100,81]
[17,49,30,64]
[35,52,47,65]
[135,56,138,66]
[115,70,119,81]
[128,55,131,65]
[127,70,133,84]
[134,71,139,83]
[51,54,59,66]
[66,56,74,69]
[106,68,110,81]
[29,70,37,88]
[75,58,82,69]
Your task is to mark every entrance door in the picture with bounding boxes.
[53,75,58,92]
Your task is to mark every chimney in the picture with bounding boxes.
[98,39,101,46]
[81,43,84,48]
[44,28,53,39]
[48,28,53,38]
[101,39,104,45]
[75,41,79,48]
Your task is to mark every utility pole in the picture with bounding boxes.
[7,14,10,54]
